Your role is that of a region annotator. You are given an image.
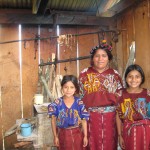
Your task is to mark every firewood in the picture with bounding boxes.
[4,124,18,137]
[14,141,33,148]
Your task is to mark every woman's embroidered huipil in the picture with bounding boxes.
[79,67,123,108]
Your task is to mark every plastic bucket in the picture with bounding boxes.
[20,123,32,137]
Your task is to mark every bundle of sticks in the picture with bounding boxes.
[38,53,62,103]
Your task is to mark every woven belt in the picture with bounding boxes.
[59,126,79,130]
[124,120,150,136]
[88,106,116,113]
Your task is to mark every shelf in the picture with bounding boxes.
[34,103,50,114]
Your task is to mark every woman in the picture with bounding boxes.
[79,40,123,150]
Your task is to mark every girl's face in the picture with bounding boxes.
[92,49,109,72]
[126,70,142,88]
[62,81,76,98]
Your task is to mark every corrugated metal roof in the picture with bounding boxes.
[0,0,120,14]
[47,0,98,12]
[0,0,139,25]
[0,0,31,9]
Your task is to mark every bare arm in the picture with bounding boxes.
[116,112,125,149]
[116,112,122,136]
[81,119,88,147]
[51,115,59,146]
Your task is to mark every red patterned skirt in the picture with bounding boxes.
[123,120,150,150]
[58,127,86,150]
[87,108,117,150]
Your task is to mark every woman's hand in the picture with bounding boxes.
[118,135,125,149]
[54,136,59,147]
[83,136,88,147]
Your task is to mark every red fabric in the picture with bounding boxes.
[79,67,123,109]
[118,88,150,104]
[117,88,150,122]
[117,89,150,149]
[58,127,86,150]
[87,111,118,150]
[123,120,150,150]
[79,67,122,150]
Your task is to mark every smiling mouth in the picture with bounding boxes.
[97,62,104,64]
[131,83,138,85]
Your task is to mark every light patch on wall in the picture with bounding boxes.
[77,37,79,77]
[38,25,41,64]
[19,24,23,118]
[0,87,5,149]
[57,25,60,75]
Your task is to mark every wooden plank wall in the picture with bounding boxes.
[0,25,111,149]
[0,25,57,149]
[0,25,23,148]
[116,0,150,88]
[58,26,100,77]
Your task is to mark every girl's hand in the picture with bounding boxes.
[118,110,124,118]
[54,136,59,147]
[118,135,125,149]
[83,136,88,147]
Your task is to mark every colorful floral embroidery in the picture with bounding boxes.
[103,74,118,93]
[90,40,112,55]
[83,73,100,94]
[120,98,135,121]
[118,95,150,121]
[48,96,89,128]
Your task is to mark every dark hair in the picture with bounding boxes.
[61,75,79,93]
[125,64,145,87]
[90,42,113,66]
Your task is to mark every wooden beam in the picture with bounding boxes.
[37,0,49,14]
[96,0,118,17]
[32,0,41,14]
[0,12,113,26]
[96,0,141,17]
[50,10,96,16]
[108,0,142,16]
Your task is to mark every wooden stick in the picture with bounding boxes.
[4,124,18,137]
[14,141,33,148]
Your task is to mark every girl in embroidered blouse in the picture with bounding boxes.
[117,64,150,150]
[48,75,89,150]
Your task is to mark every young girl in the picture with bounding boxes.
[117,64,150,150]
[48,75,89,150]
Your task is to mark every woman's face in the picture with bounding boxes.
[126,70,142,89]
[92,49,109,72]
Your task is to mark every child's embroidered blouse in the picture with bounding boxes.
[48,96,89,128]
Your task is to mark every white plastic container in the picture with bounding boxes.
[34,94,43,105]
